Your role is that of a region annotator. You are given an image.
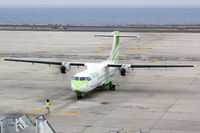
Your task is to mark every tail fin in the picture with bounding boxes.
[94,31,139,63]
[109,31,120,62]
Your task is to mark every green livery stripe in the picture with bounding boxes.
[108,31,120,62]
[111,31,119,62]
[114,31,119,35]
[115,54,119,61]
[72,80,88,89]
[104,78,111,85]
[103,68,117,85]
[74,90,84,94]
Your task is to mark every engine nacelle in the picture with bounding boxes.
[120,64,130,76]
[60,62,70,74]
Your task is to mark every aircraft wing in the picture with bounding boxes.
[3,58,195,68]
[2,58,85,66]
[107,64,195,76]
[107,64,195,68]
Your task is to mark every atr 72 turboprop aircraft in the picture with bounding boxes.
[3,31,195,99]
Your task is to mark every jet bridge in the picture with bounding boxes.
[1,114,56,133]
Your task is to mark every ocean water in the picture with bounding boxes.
[0,7,200,25]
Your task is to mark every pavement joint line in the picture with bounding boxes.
[148,76,197,132]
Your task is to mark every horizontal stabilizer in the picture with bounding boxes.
[116,35,140,38]
[93,34,139,38]
[94,34,113,37]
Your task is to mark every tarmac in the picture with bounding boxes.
[0,31,200,133]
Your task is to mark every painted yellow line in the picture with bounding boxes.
[99,46,112,49]
[26,110,43,114]
[91,51,104,53]
[54,116,71,119]
[92,50,125,54]
[62,111,80,114]
[128,47,152,50]
[145,59,167,62]
[113,76,122,83]
[119,52,126,55]
[51,99,78,114]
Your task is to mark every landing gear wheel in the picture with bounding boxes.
[109,82,112,91]
[77,94,82,99]
[109,82,116,91]
[109,85,111,91]
[112,84,115,91]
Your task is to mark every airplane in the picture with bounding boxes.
[3,31,195,99]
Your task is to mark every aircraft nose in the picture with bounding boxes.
[71,83,76,91]
[71,80,88,92]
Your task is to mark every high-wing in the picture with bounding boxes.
[107,64,195,68]
[3,58,85,66]
[3,58,195,68]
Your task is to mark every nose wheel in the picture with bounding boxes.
[77,94,83,99]
[109,82,116,91]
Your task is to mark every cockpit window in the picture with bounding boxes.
[73,77,79,80]
[73,77,91,81]
[80,77,85,81]
[86,77,92,81]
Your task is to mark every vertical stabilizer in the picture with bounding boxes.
[108,31,120,62]
[94,31,139,63]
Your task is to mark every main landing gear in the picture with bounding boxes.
[109,82,115,91]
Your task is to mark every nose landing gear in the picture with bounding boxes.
[77,93,83,99]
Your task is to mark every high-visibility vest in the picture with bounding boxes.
[45,102,50,108]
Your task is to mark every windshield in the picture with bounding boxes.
[73,77,79,80]
[80,77,85,81]
[73,77,92,81]
[86,77,92,81]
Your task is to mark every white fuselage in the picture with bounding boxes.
[71,60,117,94]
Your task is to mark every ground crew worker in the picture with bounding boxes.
[45,99,50,114]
